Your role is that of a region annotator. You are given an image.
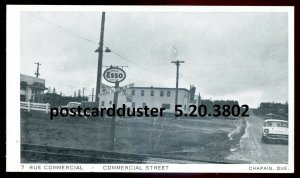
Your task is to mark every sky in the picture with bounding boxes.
[20,11,289,108]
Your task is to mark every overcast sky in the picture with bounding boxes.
[20,11,289,108]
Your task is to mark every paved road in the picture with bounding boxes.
[227,112,288,164]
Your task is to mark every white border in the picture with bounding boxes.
[6,5,295,173]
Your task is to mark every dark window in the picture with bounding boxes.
[184,105,186,110]
[101,101,105,106]
[20,81,27,90]
[142,102,146,107]
[162,103,170,109]
[131,90,135,96]
[32,82,45,89]
[109,101,112,104]
[160,91,164,97]
[151,90,154,96]
[132,102,135,108]
[167,91,171,97]
[141,90,144,96]
[20,95,26,101]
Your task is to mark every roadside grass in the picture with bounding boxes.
[21,111,245,163]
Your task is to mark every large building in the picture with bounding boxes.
[99,86,192,113]
[20,74,47,102]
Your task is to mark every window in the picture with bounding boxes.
[131,90,135,96]
[33,82,45,89]
[132,102,135,108]
[101,101,105,106]
[162,103,170,109]
[109,101,112,104]
[141,90,144,96]
[20,81,27,90]
[32,90,35,94]
[20,95,25,101]
[142,103,146,107]
[184,105,186,110]
[160,91,164,97]
[167,91,171,97]
[151,90,154,96]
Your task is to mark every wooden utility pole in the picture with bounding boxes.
[95,12,106,105]
[91,88,94,102]
[171,60,184,110]
[34,62,41,78]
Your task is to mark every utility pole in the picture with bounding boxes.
[95,12,106,105]
[34,62,41,78]
[91,88,94,102]
[171,60,184,111]
[197,93,201,106]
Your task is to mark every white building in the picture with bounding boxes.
[99,86,191,113]
[20,74,47,102]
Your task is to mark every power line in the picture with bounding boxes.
[25,14,288,89]
[27,14,168,78]
[26,13,98,45]
[108,48,168,76]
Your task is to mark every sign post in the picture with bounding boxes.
[109,81,119,151]
[103,66,126,151]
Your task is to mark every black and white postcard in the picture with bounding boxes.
[6,5,294,173]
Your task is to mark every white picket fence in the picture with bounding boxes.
[20,101,50,113]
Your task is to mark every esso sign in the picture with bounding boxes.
[103,67,126,83]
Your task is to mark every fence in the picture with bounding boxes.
[20,101,50,113]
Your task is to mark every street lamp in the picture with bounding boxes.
[95,46,111,53]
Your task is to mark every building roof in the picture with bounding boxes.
[130,86,190,92]
[20,74,45,83]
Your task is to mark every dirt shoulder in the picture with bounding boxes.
[22,111,244,163]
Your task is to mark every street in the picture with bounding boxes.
[227,111,288,164]
[21,110,289,164]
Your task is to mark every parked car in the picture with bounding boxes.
[61,101,81,110]
[60,102,83,116]
[262,119,288,144]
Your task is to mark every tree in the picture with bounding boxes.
[47,87,51,93]
[53,87,56,94]
[78,89,81,97]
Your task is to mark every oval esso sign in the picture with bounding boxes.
[103,67,126,83]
